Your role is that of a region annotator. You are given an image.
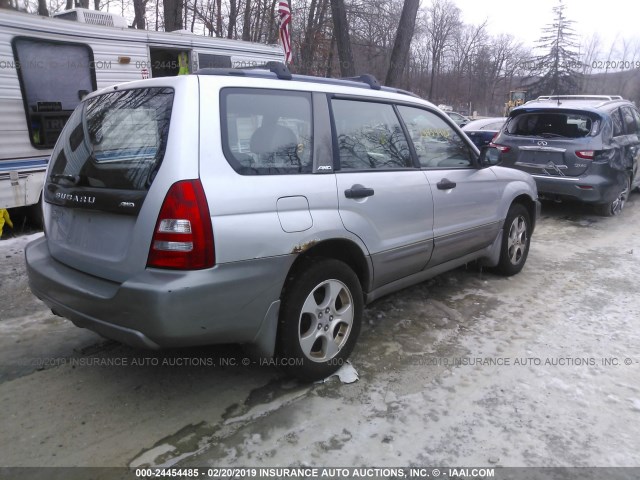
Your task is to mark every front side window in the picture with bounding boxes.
[221,89,313,175]
[13,38,96,148]
[397,105,474,169]
[48,87,174,191]
[331,99,412,170]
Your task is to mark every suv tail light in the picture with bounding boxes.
[489,139,511,153]
[575,150,595,160]
[147,180,215,270]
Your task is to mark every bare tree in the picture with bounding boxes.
[241,0,251,40]
[425,0,461,98]
[227,0,237,38]
[330,0,355,76]
[385,0,420,87]
[37,0,49,15]
[133,0,147,28]
[163,0,183,31]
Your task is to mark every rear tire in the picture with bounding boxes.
[494,204,531,276]
[277,258,363,382]
[595,174,630,216]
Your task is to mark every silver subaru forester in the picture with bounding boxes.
[26,65,540,381]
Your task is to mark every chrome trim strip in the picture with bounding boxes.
[532,175,582,181]
[515,162,568,169]
[519,146,567,152]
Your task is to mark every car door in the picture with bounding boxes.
[621,106,640,190]
[396,105,502,267]
[331,97,434,289]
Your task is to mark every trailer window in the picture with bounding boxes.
[197,53,232,69]
[13,38,96,149]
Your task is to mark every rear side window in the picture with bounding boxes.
[633,109,640,133]
[621,107,639,134]
[221,88,313,175]
[610,109,624,137]
[397,105,474,169]
[331,99,412,170]
[506,112,594,138]
[48,87,174,191]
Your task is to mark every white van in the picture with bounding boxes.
[0,8,283,220]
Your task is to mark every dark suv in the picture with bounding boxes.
[491,95,640,215]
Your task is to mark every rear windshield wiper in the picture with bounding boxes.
[50,174,80,185]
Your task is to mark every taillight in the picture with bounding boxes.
[147,180,215,270]
[489,142,511,153]
[575,150,595,160]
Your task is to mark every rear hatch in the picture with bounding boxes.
[43,85,182,282]
[496,109,603,177]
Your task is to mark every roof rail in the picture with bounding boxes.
[265,61,292,80]
[341,74,381,90]
[194,63,419,97]
[536,94,624,101]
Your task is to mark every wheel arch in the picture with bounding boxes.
[285,238,372,296]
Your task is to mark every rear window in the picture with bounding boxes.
[220,88,313,175]
[48,87,174,191]
[506,112,596,138]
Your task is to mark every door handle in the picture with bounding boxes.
[344,185,375,199]
[437,178,457,190]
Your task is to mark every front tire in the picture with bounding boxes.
[277,258,363,382]
[495,204,531,276]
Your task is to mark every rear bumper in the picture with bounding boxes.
[26,236,292,350]
[532,167,627,204]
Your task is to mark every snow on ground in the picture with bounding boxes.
[1,198,639,468]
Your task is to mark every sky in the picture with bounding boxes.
[453,0,640,53]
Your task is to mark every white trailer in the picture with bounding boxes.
[0,8,284,218]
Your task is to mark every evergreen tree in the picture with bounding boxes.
[527,0,581,97]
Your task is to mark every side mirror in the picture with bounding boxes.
[479,146,501,166]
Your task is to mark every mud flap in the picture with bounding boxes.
[245,300,280,359]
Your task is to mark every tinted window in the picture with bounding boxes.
[621,107,639,134]
[13,38,96,148]
[221,89,312,175]
[197,53,232,69]
[611,109,624,137]
[632,108,640,133]
[506,112,593,138]
[48,87,174,191]
[397,106,474,169]
[331,100,412,170]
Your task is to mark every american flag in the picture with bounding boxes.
[278,1,292,64]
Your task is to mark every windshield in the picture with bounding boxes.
[48,87,174,191]
[506,112,598,138]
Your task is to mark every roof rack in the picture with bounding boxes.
[535,94,624,101]
[341,74,381,90]
[194,62,418,97]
